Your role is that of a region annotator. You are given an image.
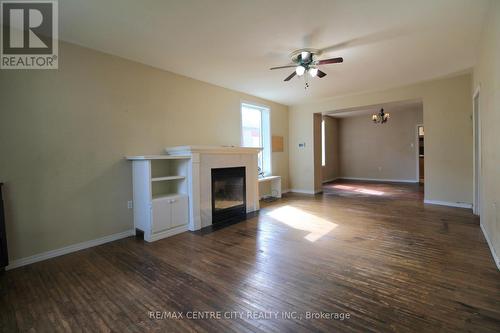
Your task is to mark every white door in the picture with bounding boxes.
[171,196,188,228]
[152,197,172,233]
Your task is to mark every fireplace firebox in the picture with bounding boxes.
[211,167,246,224]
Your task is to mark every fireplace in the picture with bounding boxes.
[211,167,246,224]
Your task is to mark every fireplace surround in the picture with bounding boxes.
[165,145,261,230]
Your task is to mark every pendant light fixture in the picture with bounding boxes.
[372,108,390,124]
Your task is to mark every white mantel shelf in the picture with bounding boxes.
[166,145,261,155]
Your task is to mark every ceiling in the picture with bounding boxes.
[59,0,489,106]
[325,100,422,118]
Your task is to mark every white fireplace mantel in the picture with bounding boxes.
[165,145,261,231]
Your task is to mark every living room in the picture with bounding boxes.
[0,0,499,332]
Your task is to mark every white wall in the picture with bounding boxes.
[473,0,500,267]
[289,73,473,206]
[0,41,289,261]
[337,105,423,181]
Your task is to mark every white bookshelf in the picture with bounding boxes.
[126,155,191,160]
[127,155,190,242]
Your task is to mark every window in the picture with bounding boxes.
[241,103,271,176]
[321,119,326,166]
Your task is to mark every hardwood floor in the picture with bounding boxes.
[1,181,499,332]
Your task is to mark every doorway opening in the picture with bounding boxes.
[417,125,424,184]
[316,99,424,199]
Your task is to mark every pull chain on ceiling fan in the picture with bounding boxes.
[270,48,343,89]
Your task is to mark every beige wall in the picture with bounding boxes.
[288,110,314,193]
[0,41,289,261]
[289,73,473,205]
[473,0,500,266]
[337,106,423,181]
[322,116,340,183]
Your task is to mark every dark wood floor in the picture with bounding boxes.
[1,180,499,332]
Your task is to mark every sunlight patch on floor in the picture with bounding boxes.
[332,184,385,196]
[266,205,338,242]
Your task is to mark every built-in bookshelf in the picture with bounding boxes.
[126,155,191,242]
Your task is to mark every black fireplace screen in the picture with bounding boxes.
[211,167,246,224]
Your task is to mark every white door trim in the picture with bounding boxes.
[472,86,481,216]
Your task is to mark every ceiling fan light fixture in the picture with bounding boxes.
[270,48,342,83]
[295,65,305,76]
[309,67,318,77]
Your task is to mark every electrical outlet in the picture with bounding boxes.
[299,142,306,148]
[127,201,133,209]
[378,166,382,172]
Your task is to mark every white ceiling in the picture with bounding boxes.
[59,0,489,106]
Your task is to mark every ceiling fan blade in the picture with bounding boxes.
[317,57,343,65]
[317,70,327,78]
[270,64,297,70]
[284,71,296,81]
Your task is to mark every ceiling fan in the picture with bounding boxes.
[270,48,343,82]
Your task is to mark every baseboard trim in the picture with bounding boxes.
[322,177,339,184]
[424,199,473,209]
[6,229,135,270]
[338,177,418,183]
[289,189,316,195]
[480,223,500,271]
[149,225,188,242]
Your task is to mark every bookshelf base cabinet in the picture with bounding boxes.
[127,155,191,242]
